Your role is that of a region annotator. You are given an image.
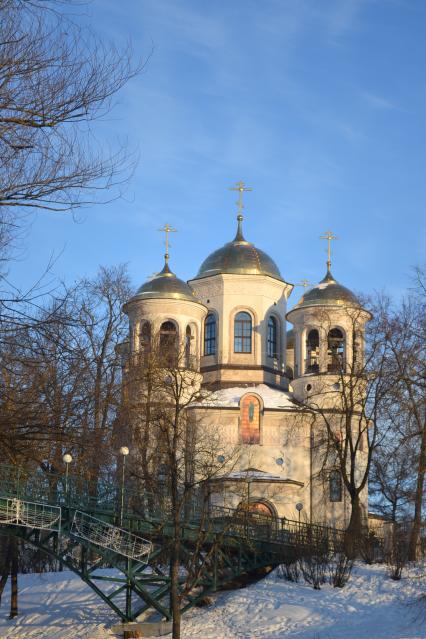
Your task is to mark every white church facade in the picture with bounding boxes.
[122,184,370,529]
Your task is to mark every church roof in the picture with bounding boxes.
[292,268,360,310]
[131,259,200,304]
[194,215,283,281]
[198,384,296,410]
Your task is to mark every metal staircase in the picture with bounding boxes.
[0,464,345,622]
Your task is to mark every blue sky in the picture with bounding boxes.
[10,0,426,306]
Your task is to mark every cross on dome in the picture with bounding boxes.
[229,180,252,242]
[229,180,252,217]
[158,223,177,264]
[320,230,338,272]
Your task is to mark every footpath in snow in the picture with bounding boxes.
[0,562,424,638]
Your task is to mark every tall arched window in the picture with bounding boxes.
[306,329,320,373]
[160,321,177,365]
[140,321,151,355]
[353,329,362,371]
[329,470,342,502]
[234,312,252,353]
[327,328,345,373]
[204,313,216,356]
[240,394,261,444]
[267,316,277,358]
[185,325,192,368]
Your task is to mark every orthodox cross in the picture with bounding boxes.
[229,180,252,217]
[320,230,338,270]
[295,279,311,288]
[158,223,177,262]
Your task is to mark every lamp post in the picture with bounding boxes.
[119,446,129,527]
[62,453,73,502]
[296,502,304,528]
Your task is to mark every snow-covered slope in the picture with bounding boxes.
[0,563,424,638]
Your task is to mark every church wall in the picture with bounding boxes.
[189,273,292,388]
[191,405,312,521]
[125,298,207,357]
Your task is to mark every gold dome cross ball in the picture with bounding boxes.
[158,223,177,263]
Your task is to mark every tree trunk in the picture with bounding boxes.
[170,550,181,639]
[0,571,9,606]
[408,421,426,561]
[345,493,363,558]
[0,537,10,606]
[9,538,18,619]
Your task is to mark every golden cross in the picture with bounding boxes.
[296,279,311,288]
[320,230,338,269]
[229,180,252,216]
[158,223,177,261]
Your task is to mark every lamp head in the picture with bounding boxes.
[119,446,130,456]
[63,453,73,464]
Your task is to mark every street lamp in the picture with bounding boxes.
[62,453,73,502]
[296,502,304,526]
[119,446,129,527]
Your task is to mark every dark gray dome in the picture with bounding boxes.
[131,261,199,303]
[194,215,283,281]
[294,269,359,309]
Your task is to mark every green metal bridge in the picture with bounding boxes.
[0,464,345,623]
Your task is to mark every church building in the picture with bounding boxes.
[122,183,370,529]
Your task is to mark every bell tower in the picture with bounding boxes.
[286,233,371,405]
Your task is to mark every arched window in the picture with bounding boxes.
[353,329,363,370]
[204,313,216,356]
[140,321,151,355]
[185,325,192,368]
[234,312,252,353]
[160,321,177,366]
[327,328,345,373]
[306,329,320,373]
[240,394,261,444]
[267,316,277,358]
[329,470,342,502]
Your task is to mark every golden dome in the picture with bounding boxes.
[194,215,283,281]
[294,269,359,309]
[131,260,200,303]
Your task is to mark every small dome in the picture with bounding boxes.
[295,269,359,309]
[194,215,283,281]
[131,261,199,303]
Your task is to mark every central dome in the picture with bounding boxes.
[195,215,283,281]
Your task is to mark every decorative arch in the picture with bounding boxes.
[234,311,253,353]
[239,393,262,444]
[327,327,345,373]
[238,499,276,518]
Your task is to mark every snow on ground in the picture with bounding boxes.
[0,563,424,639]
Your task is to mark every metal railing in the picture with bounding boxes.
[0,464,348,554]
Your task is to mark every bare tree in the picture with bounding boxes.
[120,338,240,639]
[0,0,143,340]
[381,279,426,560]
[0,0,141,216]
[295,300,394,553]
